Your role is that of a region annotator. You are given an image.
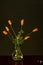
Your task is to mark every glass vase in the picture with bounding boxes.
[12,43,23,61]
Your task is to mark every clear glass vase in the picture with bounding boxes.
[12,43,23,61]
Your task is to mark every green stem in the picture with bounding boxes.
[9,31,13,37]
[7,31,14,43]
[10,26,16,37]
[21,26,22,29]
[27,31,33,35]
[7,34,12,41]
[21,25,22,30]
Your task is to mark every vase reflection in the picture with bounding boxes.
[12,60,23,65]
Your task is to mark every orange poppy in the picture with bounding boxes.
[21,19,24,26]
[5,26,9,32]
[3,31,8,35]
[24,36,30,40]
[8,20,12,25]
[32,28,38,32]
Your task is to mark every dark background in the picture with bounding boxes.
[0,0,43,55]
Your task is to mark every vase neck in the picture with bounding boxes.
[15,43,20,50]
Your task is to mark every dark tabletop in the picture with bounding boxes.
[0,56,43,65]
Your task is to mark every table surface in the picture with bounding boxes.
[0,56,43,65]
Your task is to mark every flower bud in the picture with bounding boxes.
[24,36,30,40]
[8,20,12,25]
[3,31,8,35]
[5,26,9,32]
[32,28,38,32]
[21,19,24,26]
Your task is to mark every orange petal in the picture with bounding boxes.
[5,26,9,32]
[3,31,8,35]
[8,20,12,25]
[21,19,24,26]
[32,28,38,32]
[24,36,30,40]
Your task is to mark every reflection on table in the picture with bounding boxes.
[12,60,23,65]
[0,56,43,65]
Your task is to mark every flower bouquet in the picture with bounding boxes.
[3,19,38,61]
